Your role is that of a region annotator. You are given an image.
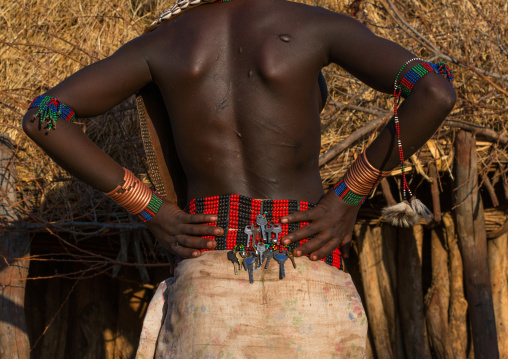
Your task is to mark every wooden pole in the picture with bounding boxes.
[424,227,453,358]
[397,225,431,358]
[443,213,468,359]
[0,134,31,359]
[355,223,392,359]
[429,162,442,222]
[453,130,499,359]
[488,231,508,357]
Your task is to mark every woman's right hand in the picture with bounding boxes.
[147,200,224,258]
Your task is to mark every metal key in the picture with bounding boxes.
[251,226,260,248]
[227,250,240,274]
[257,242,267,266]
[287,249,297,269]
[274,251,288,280]
[244,255,256,284]
[272,224,282,245]
[236,251,245,272]
[244,225,253,248]
[264,251,273,269]
[256,214,268,242]
[264,224,273,244]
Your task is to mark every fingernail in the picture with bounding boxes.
[284,240,290,245]
[281,218,288,223]
[311,255,318,261]
[296,250,302,256]
[192,251,199,257]
[210,216,217,221]
[214,228,222,235]
[207,241,214,248]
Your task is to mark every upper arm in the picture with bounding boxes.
[321,13,418,93]
[44,35,154,117]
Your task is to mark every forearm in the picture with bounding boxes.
[365,72,456,171]
[22,108,124,193]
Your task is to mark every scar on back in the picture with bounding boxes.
[279,34,291,43]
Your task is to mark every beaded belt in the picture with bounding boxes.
[182,194,342,270]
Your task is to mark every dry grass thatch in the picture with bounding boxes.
[0,0,506,235]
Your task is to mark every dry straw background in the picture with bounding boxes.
[0,0,506,231]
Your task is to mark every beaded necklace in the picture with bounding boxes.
[145,0,231,33]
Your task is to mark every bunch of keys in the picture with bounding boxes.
[226,213,297,284]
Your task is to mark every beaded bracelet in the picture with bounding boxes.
[398,62,454,98]
[28,95,76,130]
[105,168,163,222]
[138,191,164,222]
[334,152,391,206]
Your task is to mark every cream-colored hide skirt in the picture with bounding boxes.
[136,251,367,359]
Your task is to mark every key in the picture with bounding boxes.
[244,255,256,284]
[264,251,273,269]
[252,226,260,245]
[257,242,267,266]
[264,224,273,244]
[236,251,245,272]
[287,249,297,269]
[256,242,266,269]
[272,224,282,245]
[275,251,288,280]
[244,225,253,248]
[227,250,240,275]
[256,214,268,242]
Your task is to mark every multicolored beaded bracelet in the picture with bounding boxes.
[138,191,164,222]
[28,95,76,130]
[333,152,391,206]
[105,168,164,223]
[398,62,454,98]
[334,178,367,206]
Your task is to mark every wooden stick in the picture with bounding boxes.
[429,162,442,222]
[481,176,500,207]
[443,213,468,359]
[355,223,393,358]
[380,178,397,206]
[453,130,499,358]
[424,227,454,358]
[445,119,508,146]
[382,224,405,358]
[488,231,508,358]
[319,113,391,166]
[0,134,31,358]
[397,226,432,358]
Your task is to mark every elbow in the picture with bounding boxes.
[427,75,456,111]
[419,74,457,125]
[22,110,42,142]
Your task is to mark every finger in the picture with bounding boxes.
[282,223,323,245]
[181,223,224,237]
[340,232,353,258]
[280,208,316,224]
[159,237,202,258]
[292,233,332,258]
[169,244,201,259]
[185,213,218,224]
[309,238,342,261]
[175,235,217,251]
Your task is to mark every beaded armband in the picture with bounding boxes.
[28,95,76,130]
[398,62,454,98]
[105,168,163,223]
[334,152,391,206]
